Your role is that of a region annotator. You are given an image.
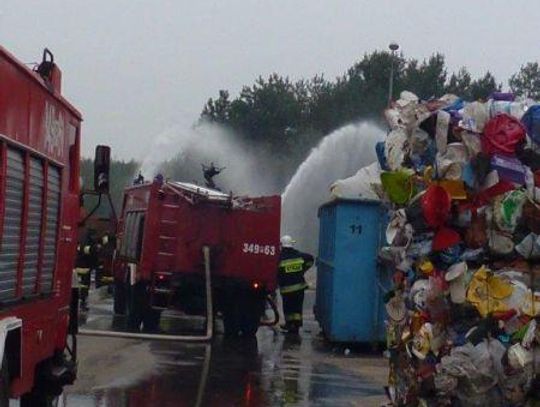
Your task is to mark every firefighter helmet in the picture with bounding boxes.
[280,235,296,248]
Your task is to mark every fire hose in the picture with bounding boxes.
[260,294,280,326]
[79,246,214,341]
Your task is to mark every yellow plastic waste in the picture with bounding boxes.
[466,266,514,317]
[476,298,509,318]
[436,180,467,200]
[422,166,467,200]
[418,260,434,275]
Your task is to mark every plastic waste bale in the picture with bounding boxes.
[330,161,382,200]
[379,91,540,407]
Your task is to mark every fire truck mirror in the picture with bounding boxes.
[94,145,111,193]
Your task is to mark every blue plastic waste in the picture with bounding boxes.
[376,141,389,171]
[521,104,540,144]
[443,98,465,112]
[315,199,389,343]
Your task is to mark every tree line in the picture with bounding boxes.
[201,51,540,161]
[81,50,540,212]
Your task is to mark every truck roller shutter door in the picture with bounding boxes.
[22,157,44,295]
[127,212,137,259]
[41,165,60,293]
[120,212,145,261]
[0,148,24,301]
[120,212,135,258]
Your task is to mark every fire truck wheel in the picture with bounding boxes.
[238,314,259,337]
[238,297,264,337]
[113,279,127,315]
[126,281,146,331]
[222,293,264,337]
[222,302,240,337]
[0,354,9,407]
[20,391,59,407]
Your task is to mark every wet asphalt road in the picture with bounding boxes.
[63,290,388,407]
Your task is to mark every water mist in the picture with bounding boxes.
[281,122,385,255]
[138,121,281,195]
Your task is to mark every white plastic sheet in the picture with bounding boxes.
[329,161,381,200]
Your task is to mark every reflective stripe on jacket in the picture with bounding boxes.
[280,282,308,294]
[280,258,306,273]
[278,247,314,293]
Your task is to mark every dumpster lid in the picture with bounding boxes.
[318,198,382,216]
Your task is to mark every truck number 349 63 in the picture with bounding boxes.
[242,243,276,256]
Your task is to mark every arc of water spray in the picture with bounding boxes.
[281,122,385,255]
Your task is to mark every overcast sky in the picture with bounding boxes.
[2,0,540,159]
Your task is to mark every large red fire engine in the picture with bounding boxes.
[0,46,82,405]
[114,180,281,336]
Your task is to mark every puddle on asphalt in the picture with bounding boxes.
[68,289,385,406]
[79,295,208,337]
[65,326,385,407]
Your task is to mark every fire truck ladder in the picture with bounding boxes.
[79,246,214,341]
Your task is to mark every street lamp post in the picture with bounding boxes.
[388,42,399,106]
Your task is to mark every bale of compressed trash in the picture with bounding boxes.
[379,91,540,406]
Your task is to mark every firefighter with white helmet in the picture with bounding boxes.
[278,235,314,334]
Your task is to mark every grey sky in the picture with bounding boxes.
[1,0,539,160]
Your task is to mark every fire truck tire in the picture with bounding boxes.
[0,354,9,407]
[142,309,162,333]
[126,281,146,331]
[238,296,265,337]
[238,311,259,337]
[20,391,59,407]
[222,294,264,337]
[222,302,240,337]
[113,279,127,315]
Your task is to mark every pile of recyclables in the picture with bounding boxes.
[379,91,540,406]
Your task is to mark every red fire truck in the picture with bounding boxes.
[0,46,83,405]
[114,180,281,336]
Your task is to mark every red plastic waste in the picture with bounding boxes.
[432,227,461,251]
[421,185,451,228]
[482,113,526,156]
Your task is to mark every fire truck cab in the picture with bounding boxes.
[0,46,82,405]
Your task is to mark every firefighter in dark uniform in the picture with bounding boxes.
[278,235,314,334]
[202,162,225,189]
[76,231,100,311]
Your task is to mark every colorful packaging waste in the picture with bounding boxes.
[380,91,540,406]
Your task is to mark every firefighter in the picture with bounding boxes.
[202,162,225,189]
[76,231,100,311]
[133,172,145,185]
[278,235,314,334]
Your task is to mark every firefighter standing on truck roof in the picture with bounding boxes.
[278,235,314,335]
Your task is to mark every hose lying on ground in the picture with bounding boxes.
[78,246,214,342]
[260,294,279,326]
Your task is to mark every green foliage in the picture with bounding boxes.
[468,72,500,101]
[400,54,447,99]
[202,90,231,123]
[446,68,472,97]
[509,62,540,99]
[82,51,540,201]
[201,51,508,165]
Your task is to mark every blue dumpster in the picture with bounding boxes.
[315,199,388,343]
